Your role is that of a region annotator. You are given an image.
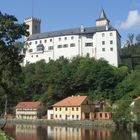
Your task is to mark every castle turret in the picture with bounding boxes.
[96,9,110,27]
[24,17,41,36]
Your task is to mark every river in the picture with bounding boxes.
[3,124,140,140]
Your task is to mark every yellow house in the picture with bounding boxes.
[52,95,94,120]
[16,102,44,120]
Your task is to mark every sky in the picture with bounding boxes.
[0,0,140,46]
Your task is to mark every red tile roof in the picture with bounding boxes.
[135,96,140,100]
[16,102,41,109]
[53,96,87,107]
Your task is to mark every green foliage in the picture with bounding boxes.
[113,99,132,124]
[133,100,140,123]
[0,11,28,114]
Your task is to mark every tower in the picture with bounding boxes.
[96,9,110,27]
[24,17,41,36]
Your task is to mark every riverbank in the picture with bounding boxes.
[0,119,116,128]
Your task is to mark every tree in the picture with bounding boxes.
[0,11,28,114]
[133,99,140,123]
[127,33,134,46]
[136,34,140,45]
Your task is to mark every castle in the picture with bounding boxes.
[23,9,121,67]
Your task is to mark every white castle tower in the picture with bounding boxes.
[24,17,41,36]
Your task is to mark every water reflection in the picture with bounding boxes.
[4,124,140,140]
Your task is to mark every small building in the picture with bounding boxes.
[51,95,94,120]
[16,102,44,120]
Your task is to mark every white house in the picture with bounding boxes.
[23,9,121,67]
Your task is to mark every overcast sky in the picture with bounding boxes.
[0,0,140,45]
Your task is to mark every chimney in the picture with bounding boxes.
[80,24,84,33]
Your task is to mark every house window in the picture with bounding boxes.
[85,43,93,47]
[72,115,74,118]
[102,48,105,52]
[65,108,67,111]
[110,40,113,44]
[48,46,53,50]
[105,113,108,118]
[72,107,74,111]
[44,40,47,43]
[36,55,38,57]
[50,39,52,42]
[102,33,105,37]
[35,41,38,44]
[29,49,33,52]
[76,107,79,111]
[60,115,61,118]
[29,42,32,45]
[31,55,33,58]
[59,38,61,41]
[55,108,57,111]
[76,115,79,119]
[102,41,105,45]
[55,115,57,118]
[40,40,42,43]
[110,33,113,36]
[58,45,62,48]
[64,37,67,40]
[63,44,68,48]
[70,43,75,47]
[110,48,113,51]
[71,36,74,40]
[100,113,102,118]
[59,108,61,111]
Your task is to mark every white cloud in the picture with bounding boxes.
[120,10,140,29]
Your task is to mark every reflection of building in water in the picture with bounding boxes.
[47,126,111,140]
[15,124,39,140]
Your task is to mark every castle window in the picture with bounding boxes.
[85,43,93,47]
[58,45,62,48]
[110,40,113,44]
[102,41,105,45]
[36,44,44,52]
[70,43,75,47]
[102,48,105,52]
[102,33,105,37]
[48,46,53,50]
[110,47,113,51]
[71,36,74,40]
[110,33,113,36]
[29,49,33,52]
[63,44,68,48]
